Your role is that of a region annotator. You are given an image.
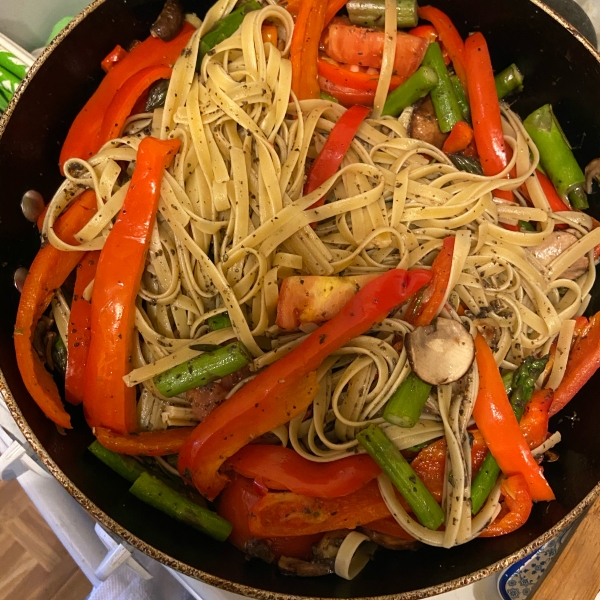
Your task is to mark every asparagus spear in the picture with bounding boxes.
[495,64,524,100]
[422,42,463,133]
[382,66,439,118]
[450,74,471,123]
[357,424,445,530]
[89,441,145,483]
[346,0,418,29]
[207,313,232,331]
[523,104,588,210]
[130,472,232,541]
[471,355,549,514]
[197,0,262,68]
[383,372,432,428]
[153,341,252,398]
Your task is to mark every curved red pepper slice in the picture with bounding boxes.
[14,191,98,428]
[218,474,323,558]
[101,45,128,73]
[248,479,393,537]
[227,445,381,498]
[95,426,194,456]
[405,236,455,327]
[417,6,468,92]
[520,389,553,450]
[473,334,554,502]
[59,23,193,169]
[178,268,432,500]
[465,32,513,202]
[317,58,403,94]
[65,250,100,405]
[96,65,172,154]
[83,137,181,434]
[305,104,371,209]
[549,312,600,417]
[479,473,532,537]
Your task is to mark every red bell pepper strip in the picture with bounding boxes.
[363,517,415,540]
[305,104,371,209]
[549,312,600,417]
[472,334,555,502]
[405,236,455,327]
[178,268,432,500]
[324,0,348,27]
[65,251,101,405]
[97,65,172,153]
[218,474,322,558]
[465,32,513,202]
[410,429,488,503]
[179,372,320,501]
[442,121,474,155]
[537,170,571,212]
[276,274,378,331]
[261,24,278,46]
[290,0,328,100]
[95,426,194,456]
[479,473,532,537]
[14,191,98,429]
[248,479,393,537]
[59,23,193,169]
[227,445,381,498]
[317,59,404,94]
[520,389,553,450]
[418,6,468,93]
[83,137,181,434]
[101,45,128,73]
[410,24,450,65]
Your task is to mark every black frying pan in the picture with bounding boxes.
[1,1,600,598]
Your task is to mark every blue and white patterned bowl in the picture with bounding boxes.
[497,526,574,599]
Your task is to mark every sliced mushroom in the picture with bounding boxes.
[405,318,475,386]
[585,158,600,194]
[277,556,334,577]
[359,527,420,551]
[527,230,588,280]
[151,0,185,42]
[409,96,449,150]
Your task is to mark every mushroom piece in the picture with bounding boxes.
[405,318,475,386]
[151,0,185,42]
[585,158,600,194]
[409,96,449,150]
[527,230,588,280]
[277,556,334,577]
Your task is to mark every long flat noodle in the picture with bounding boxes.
[159,201,263,356]
[381,421,444,450]
[77,182,130,243]
[371,0,397,118]
[546,319,576,390]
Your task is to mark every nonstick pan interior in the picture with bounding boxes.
[1,0,600,597]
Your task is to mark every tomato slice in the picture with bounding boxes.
[323,18,428,82]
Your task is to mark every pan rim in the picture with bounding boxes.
[1,0,600,598]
